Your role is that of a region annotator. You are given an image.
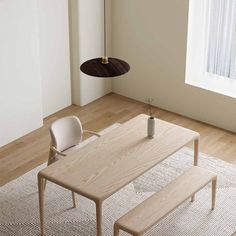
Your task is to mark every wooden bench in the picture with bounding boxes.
[114,166,217,236]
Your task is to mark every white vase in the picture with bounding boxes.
[147,116,155,138]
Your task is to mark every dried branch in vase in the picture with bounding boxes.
[146,98,154,118]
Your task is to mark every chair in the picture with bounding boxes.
[47,115,101,208]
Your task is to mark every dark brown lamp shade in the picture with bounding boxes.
[80,57,130,78]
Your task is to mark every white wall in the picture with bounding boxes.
[0,0,43,147]
[111,0,236,132]
[38,0,71,117]
[0,0,72,147]
[69,0,112,106]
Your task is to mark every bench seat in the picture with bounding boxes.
[114,166,217,236]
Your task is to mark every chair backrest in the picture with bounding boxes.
[50,116,83,152]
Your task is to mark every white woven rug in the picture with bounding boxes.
[0,124,236,236]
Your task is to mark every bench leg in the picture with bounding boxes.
[191,138,199,202]
[113,224,119,236]
[212,178,217,210]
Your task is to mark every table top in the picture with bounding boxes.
[39,114,199,202]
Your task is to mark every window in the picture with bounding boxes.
[186,0,236,98]
[206,0,236,79]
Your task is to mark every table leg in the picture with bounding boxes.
[95,200,103,236]
[38,174,45,236]
[191,137,200,202]
[194,137,199,166]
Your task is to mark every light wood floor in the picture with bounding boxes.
[0,93,235,187]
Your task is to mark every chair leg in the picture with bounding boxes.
[212,178,217,210]
[113,224,119,236]
[191,195,195,202]
[44,158,52,191]
[45,153,55,191]
[72,191,76,208]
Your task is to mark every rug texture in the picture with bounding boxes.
[0,124,236,236]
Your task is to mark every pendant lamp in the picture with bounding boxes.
[80,0,130,78]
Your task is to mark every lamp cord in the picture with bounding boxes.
[104,0,106,57]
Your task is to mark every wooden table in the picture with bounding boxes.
[38,114,200,236]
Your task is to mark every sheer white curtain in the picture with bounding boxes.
[206,0,236,79]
